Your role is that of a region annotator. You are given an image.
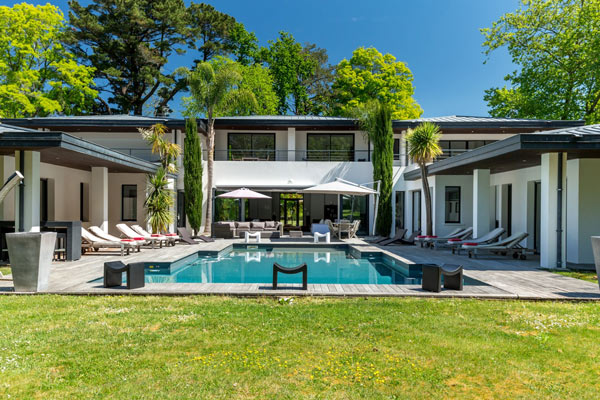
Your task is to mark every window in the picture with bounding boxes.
[393,138,401,160]
[412,191,421,232]
[306,133,354,161]
[227,133,275,161]
[121,185,137,221]
[395,191,405,230]
[80,182,89,222]
[177,190,186,228]
[438,140,498,160]
[40,179,48,222]
[445,186,461,223]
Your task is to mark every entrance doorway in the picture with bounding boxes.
[280,193,303,227]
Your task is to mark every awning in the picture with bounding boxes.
[216,188,272,199]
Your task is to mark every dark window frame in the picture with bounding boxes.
[395,191,405,230]
[306,133,355,161]
[444,186,461,224]
[227,132,276,160]
[121,184,137,222]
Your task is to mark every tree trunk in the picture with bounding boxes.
[420,163,433,236]
[203,119,215,235]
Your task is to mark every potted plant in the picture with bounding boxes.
[591,236,600,289]
[6,231,56,292]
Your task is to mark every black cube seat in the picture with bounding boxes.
[421,264,463,292]
[104,261,145,289]
[273,262,307,290]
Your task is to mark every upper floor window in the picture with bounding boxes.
[227,133,275,161]
[437,140,497,160]
[393,138,401,161]
[306,133,354,161]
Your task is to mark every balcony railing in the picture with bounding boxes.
[213,150,374,162]
[112,148,161,163]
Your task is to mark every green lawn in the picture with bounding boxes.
[553,270,598,283]
[0,266,10,276]
[0,296,599,399]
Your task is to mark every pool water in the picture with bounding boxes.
[144,246,480,286]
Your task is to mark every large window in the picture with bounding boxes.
[395,191,405,230]
[445,186,461,223]
[341,194,368,235]
[393,138,401,161]
[121,185,137,221]
[438,140,497,160]
[227,133,275,161]
[412,190,421,233]
[307,133,354,161]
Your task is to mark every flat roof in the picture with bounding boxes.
[403,124,600,180]
[0,126,159,173]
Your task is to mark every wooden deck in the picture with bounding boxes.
[0,237,598,300]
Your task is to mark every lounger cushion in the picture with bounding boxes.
[165,233,177,236]
[265,221,276,228]
[236,222,251,229]
[463,242,478,246]
[251,222,265,229]
[417,235,427,238]
[426,235,437,238]
[448,238,462,242]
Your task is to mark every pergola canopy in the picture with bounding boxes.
[302,180,377,196]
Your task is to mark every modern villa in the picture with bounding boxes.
[0,114,599,271]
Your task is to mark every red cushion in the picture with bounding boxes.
[463,242,478,246]
[151,234,161,237]
[133,237,144,240]
[121,239,133,242]
[448,238,461,242]
[417,235,427,238]
[165,233,177,236]
[426,235,438,238]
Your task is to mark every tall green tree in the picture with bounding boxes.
[139,124,181,233]
[405,122,442,236]
[66,0,189,115]
[482,0,600,123]
[187,3,237,63]
[183,60,257,234]
[357,100,394,236]
[183,118,203,233]
[331,47,422,120]
[0,3,97,117]
[227,22,259,66]
[260,32,331,115]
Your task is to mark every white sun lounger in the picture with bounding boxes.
[463,232,529,259]
[132,225,178,246]
[446,227,506,255]
[429,227,473,249]
[416,227,465,248]
[117,223,165,249]
[89,226,144,250]
[81,227,137,256]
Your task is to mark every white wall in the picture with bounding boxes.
[434,175,473,237]
[107,173,148,236]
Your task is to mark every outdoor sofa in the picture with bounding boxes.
[212,221,283,239]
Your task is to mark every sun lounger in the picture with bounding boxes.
[379,229,408,246]
[416,227,464,248]
[177,227,215,244]
[463,232,529,259]
[89,226,144,250]
[81,227,137,256]
[428,227,473,249]
[132,224,178,246]
[446,227,506,255]
[117,224,165,249]
[396,230,421,245]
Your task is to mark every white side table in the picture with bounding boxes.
[244,231,261,243]
[314,232,330,243]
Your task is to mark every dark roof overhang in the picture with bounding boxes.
[0,129,160,174]
[403,133,600,180]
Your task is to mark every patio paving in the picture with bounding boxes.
[0,238,598,300]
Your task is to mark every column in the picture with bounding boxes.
[287,127,296,161]
[472,169,491,238]
[540,153,567,269]
[14,151,41,232]
[90,167,108,232]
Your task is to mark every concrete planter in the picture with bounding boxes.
[591,236,600,289]
[6,232,56,292]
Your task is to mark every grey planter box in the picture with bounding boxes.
[6,232,56,292]
[591,236,600,290]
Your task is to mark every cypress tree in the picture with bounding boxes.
[184,118,203,233]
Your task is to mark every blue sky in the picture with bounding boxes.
[5,0,521,117]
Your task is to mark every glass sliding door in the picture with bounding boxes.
[395,191,405,231]
[227,133,275,161]
[341,194,369,235]
[307,133,354,161]
[412,190,421,233]
[280,193,304,227]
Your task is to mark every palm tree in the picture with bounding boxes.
[405,122,443,236]
[139,123,181,233]
[183,59,257,234]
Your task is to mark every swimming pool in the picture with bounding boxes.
[143,245,481,286]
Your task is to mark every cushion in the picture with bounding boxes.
[426,235,438,238]
[165,233,177,236]
[264,221,276,228]
[463,242,478,246]
[251,222,265,229]
[121,239,134,242]
[134,237,145,241]
[236,222,251,229]
[448,238,462,242]
[417,235,427,238]
[151,234,161,237]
